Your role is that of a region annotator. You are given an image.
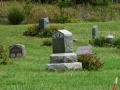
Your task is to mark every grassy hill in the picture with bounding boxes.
[0,22,120,90]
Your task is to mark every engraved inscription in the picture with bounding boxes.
[52,32,64,39]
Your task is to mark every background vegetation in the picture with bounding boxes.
[0,22,120,90]
[0,0,120,24]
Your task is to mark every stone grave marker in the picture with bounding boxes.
[92,25,98,39]
[106,35,114,44]
[39,17,49,31]
[76,45,92,56]
[46,30,82,71]
[9,44,26,58]
[52,30,73,53]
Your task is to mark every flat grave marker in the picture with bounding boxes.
[76,45,92,55]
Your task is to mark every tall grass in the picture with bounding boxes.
[0,22,120,89]
[1,1,120,24]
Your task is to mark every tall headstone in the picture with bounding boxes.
[52,30,73,53]
[39,17,49,31]
[9,44,26,58]
[46,30,82,71]
[92,25,98,39]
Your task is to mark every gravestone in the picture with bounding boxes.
[106,35,114,44]
[92,25,98,39]
[52,30,73,53]
[9,44,26,58]
[76,45,92,55]
[39,17,49,31]
[46,30,82,71]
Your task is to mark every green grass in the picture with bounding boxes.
[0,22,120,90]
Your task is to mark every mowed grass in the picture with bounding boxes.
[0,22,120,90]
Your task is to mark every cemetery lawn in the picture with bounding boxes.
[0,22,120,90]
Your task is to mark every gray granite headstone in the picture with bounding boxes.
[76,45,92,55]
[52,30,73,53]
[92,25,98,39]
[46,29,82,71]
[9,44,26,58]
[39,17,49,31]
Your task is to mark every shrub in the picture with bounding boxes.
[90,0,111,6]
[54,9,70,23]
[7,7,25,25]
[22,0,33,16]
[111,37,120,49]
[77,54,104,71]
[43,38,52,46]
[92,36,107,47]
[0,45,8,65]
[38,26,60,38]
[57,0,71,8]
[23,24,39,36]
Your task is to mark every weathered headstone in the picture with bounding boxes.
[107,35,114,44]
[9,44,26,58]
[46,30,82,71]
[92,25,98,39]
[76,45,92,55]
[52,30,73,53]
[39,17,49,31]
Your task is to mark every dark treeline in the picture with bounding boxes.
[2,0,120,6]
[31,0,120,6]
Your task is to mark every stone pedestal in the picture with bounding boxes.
[46,62,82,71]
[50,53,77,63]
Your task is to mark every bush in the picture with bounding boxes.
[90,0,111,6]
[38,26,60,38]
[92,36,107,47]
[111,37,120,49]
[0,45,8,65]
[54,9,70,23]
[7,7,25,25]
[43,38,52,46]
[23,24,39,36]
[77,54,104,71]
[57,0,71,8]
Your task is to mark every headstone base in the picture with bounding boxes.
[50,53,77,63]
[46,62,82,71]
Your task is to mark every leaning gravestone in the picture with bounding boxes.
[9,44,26,58]
[46,30,82,71]
[92,25,98,39]
[76,45,92,56]
[39,17,49,31]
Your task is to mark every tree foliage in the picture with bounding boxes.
[2,0,118,6]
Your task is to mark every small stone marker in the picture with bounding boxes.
[76,45,92,55]
[46,30,82,71]
[9,44,26,58]
[107,35,114,44]
[39,17,49,31]
[92,25,98,39]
